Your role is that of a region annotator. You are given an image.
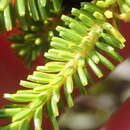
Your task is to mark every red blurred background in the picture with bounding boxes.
[0,22,130,130]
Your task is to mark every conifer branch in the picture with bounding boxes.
[0,0,130,130]
[0,0,62,66]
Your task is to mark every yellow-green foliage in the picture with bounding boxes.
[0,0,130,129]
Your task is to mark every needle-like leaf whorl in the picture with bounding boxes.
[0,1,128,130]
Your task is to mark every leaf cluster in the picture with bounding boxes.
[0,0,62,66]
[0,0,130,130]
[0,0,62,31]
